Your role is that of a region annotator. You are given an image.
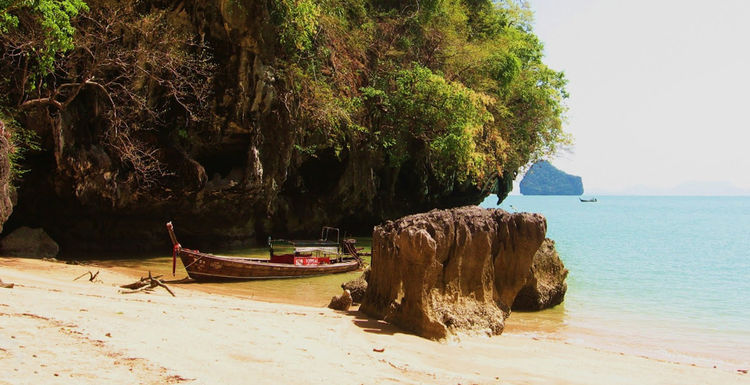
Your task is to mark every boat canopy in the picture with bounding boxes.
[268,227,343,256]
[294,246,339,254]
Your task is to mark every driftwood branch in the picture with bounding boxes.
[161,277,193,284]
[119,271,175,297]
[0,277,14,289]
[73,270,100,282]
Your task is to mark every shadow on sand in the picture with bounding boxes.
[342,309,402,336]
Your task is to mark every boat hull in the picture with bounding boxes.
[177,249,360,281]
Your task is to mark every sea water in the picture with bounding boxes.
[481,195,750,369]
[96,196,749,369]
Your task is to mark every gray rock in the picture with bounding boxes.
[1,227,60,259]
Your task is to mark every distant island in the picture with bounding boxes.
[520,161,583,195]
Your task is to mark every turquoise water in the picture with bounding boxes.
[481,195,750,368]
[94,197,748,368]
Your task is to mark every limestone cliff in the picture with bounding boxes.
[3,0,509,253]
[360,206,547,339]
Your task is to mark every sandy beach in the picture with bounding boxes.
[0,257,747,385]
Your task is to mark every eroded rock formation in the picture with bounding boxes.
[512,238,568,311]
[360,206,547,339]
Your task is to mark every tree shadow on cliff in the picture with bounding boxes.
[345,309,401,336]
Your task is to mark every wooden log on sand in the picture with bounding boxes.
[119,271,175,297]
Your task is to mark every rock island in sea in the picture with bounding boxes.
[520,161,584,195]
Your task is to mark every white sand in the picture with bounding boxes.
[0,257,747,385]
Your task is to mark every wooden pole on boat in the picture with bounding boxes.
[166,222,179,246]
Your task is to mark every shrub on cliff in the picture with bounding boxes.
[1,0,214,189]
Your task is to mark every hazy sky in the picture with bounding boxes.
[528,0,750,194]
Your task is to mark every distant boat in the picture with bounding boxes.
[579,197,598,203]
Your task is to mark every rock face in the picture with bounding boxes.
[512,238,568,311]
[0,120,13,232]
[520,161,583,195]
[3,1,512,253]
[360,206,547,339]
[0,227,59,259]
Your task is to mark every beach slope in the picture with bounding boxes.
[0,258,746,385]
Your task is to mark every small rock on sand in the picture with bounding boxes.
[328,289,352,311]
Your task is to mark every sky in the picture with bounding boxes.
[525,0,750,195]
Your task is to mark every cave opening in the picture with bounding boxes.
[2,150,64,237]
[298,149,346,195]
[195,146,248,180]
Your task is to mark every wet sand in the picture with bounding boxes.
[1,257,747,384]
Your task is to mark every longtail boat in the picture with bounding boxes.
[166,222,363,281]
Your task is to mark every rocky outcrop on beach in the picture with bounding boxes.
[341,266,369,304]
[360,206,547,339]
[512,238,568,311]
[0,226,59,259]
[327,289,353,311]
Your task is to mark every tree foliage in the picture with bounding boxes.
[0,0,88,77]
[275,0,570,189]
[0,1,214,188]
[270,0,321,54]
[1,0,568,197]
[362,64,492,183]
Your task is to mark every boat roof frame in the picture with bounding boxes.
[268,226,341,248]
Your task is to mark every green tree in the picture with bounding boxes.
[277,0,570,192]
[381,64,492,183]
[0,0,88,77]
[270,0,321,54]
